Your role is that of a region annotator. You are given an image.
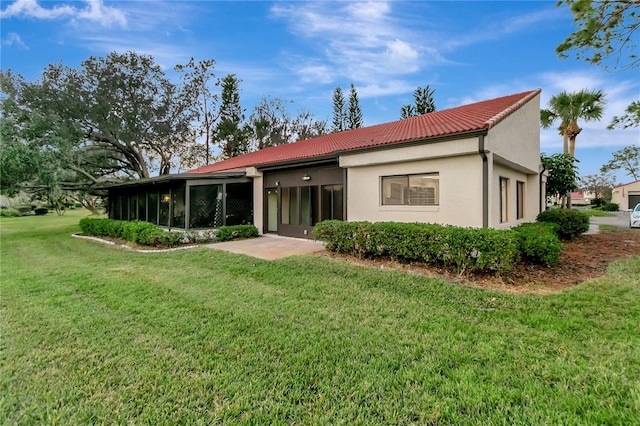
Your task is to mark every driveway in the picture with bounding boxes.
[206,234,326,260]
[586,211,631,234]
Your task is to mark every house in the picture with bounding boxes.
[611,180,640,210]
[105,89,545,239]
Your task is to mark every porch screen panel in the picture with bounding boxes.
[129,194,137,221]
[189,184,223,229]
[172,185,186,228]
[113,195,122,220]
[137,193,147,222]
[226,183,253,226]
[159,191,170,227]
[148,192,158,225]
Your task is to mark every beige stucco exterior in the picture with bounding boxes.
[611,180,640,210]
[338,93,542,229]
[246,167,264,233]
[343,151,484,228]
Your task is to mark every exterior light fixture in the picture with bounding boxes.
[302,175,311,181]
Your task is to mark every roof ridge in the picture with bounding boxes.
[484,89,541,129]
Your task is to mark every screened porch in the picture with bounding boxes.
[107,174,253,231]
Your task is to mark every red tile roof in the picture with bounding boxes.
[187,89,541,174]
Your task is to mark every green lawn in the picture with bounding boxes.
[2,211,639,424]
[580,209,617,218]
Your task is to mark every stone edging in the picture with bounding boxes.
[72,233,198,253]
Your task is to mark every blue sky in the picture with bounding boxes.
[1,0,639,183]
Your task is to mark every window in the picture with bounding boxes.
[516,181,525,219]
[321,185,343,220]
[500,177,509,223]
[381,173,439,206]
[281,187,299,225]
[300,186,318,226]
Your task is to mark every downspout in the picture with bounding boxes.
[539,163,546,213]
[478,133,489,228]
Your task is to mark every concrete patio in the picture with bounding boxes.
[206,234,326,260]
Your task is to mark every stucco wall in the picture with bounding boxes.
[339,137,478,168]
[345,154,484,228]
[246,167,264,234]
[486,93,541,174]
[490,162,539,228]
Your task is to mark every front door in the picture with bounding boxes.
[266,188,278,232]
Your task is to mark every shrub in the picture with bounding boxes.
[121,221,160,244]
[512,222,562,266]
[0,208,21,218]
[599,202,619,212]
[34,207,49,216]
[216,224,259,242]
[314,221,519,274]
[14,205,34,215]
[536,209,590,240]
[590,197,606,207]
[79,218,258,248]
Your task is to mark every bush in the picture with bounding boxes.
[79,218,258,248]
[536,209,590,240]
[314,221,519,274]
[512,222,562,266]
[599,202,619,212]
[14,205,34,215]
[590,197,606,208]
[216,224,260,242]
[0,208,21,218]
[34,207,49,216]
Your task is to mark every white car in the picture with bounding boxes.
[631,203,640,228]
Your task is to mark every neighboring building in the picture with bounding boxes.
[105,89,545,239]
[612,180,640,210]
[569,190,600,205]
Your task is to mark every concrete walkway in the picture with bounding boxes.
[206,234,326,260]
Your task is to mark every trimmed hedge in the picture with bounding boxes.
[536,209,590,240]
[79,218,259,248]
[314,220,564,274]
[512,222,562,266]
[314,221,521,274]
[34,207,49,215]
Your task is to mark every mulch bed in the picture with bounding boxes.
[321,230,640,294]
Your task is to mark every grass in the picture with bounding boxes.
[2,211,640,424]
[580,209,617,217]
[599,224,634,231]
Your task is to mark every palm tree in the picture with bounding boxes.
[540,89,606,156]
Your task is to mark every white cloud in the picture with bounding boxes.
[2,32,28,49]
[76,0,126,28]
[271,1,426,90]
[1,0,127,28]
[1,0,74,19]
